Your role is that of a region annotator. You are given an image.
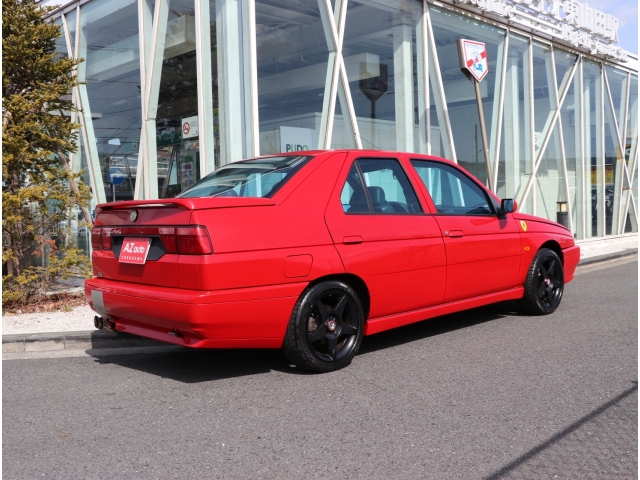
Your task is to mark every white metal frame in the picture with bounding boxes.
[68,6,106,204]
[491,32,509,192]
[195,0,216,174]
[518,46,578,210]
[317,0,362,149]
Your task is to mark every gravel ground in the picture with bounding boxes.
[2,304,95,335]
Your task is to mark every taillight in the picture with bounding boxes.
[101,228,112,250]
[92,225,212,255]
[91,227,103,250]
[176,226,213,255]
[158,227,177,254]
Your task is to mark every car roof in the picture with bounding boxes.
[248,150,457,165]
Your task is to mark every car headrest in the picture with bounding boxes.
[367,186,386,204]
[349,188,367,207]
[217,189,238,197]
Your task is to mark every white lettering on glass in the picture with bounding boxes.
[454,0,626,61]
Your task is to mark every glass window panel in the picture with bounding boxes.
[255,0,329,154]
[411,160,492,215]
[603,76,620,235]
[560,63,581,238]
[531,42,556,160]
[583,60,603,237]
[53,18,68,57]
[342,163,369,213]
[553,48,573,92]
[498,33,531,210]
[605,66,627,132]
[65,9,77,50]
[80,0,141,202]
[534,122,564,222]
[155,0,204,198]
[331,83,358,149]
[179,155,312,197]
[627,75,638,233]
[429,6,506,186]
[356,159,422,213]
[554,49,577,98]
[343,0,421,152]
[428,77,446,157]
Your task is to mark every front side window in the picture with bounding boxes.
[341,159,422,214]
[178,155,312,198]
[411,160,493,215]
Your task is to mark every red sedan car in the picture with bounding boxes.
[86,150,580,372]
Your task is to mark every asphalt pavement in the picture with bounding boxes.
[3,260,637,479]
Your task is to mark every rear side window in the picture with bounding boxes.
[411,160,493,215]
[341,158,422,214]
[178,155,313,198]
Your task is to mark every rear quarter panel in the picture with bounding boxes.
[185,152,348,291]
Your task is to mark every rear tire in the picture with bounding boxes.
[283,281,364,373]
[521,248,564,315]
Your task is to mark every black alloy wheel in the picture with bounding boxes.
[283,281,364,372]
[522,248,564,315]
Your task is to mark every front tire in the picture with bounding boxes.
[521,248,564,315]
[283,281,364,373]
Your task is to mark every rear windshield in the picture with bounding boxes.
[178,155,313,198]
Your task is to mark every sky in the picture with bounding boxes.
[590,0,639,54]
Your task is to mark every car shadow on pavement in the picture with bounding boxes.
[359,300,520,356]
[89,300,522,383]
[91,348,289,383]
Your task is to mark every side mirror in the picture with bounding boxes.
[498,198,515,216]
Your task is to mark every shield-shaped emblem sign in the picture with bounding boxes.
[457,39,489,82]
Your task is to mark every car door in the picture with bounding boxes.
[325,153,446,319]
[410,159,521,303]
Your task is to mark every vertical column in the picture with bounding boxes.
[217,0,244,165]
[142,0,169,199]
[584,65,593,237]
[135,0,153,199]
[242,0,260,157]
[504,51,520,199]
[416,0,429,154]
[576,57,585,239]
[392,14,414,152]
[195,0,216,174]
[525,38,535,213]
[547,49,563,216]
[596,64,604,237]
[490,33,508,192]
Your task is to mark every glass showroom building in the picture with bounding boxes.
[48,0,638,240]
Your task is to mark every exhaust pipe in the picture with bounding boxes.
[94,315,117,336]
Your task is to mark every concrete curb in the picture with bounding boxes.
[578,248,638,267]
[2,330,166,354]
[3,250,637,354]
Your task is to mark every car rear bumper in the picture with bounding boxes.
[562,245,580,283]
[85,278,307,349]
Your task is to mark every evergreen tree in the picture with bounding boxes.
[2,0,92,304]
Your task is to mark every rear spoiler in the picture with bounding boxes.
[96,197,277,214]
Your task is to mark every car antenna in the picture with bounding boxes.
[355,133,382,150]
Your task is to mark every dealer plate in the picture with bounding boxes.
[119,237,151,264]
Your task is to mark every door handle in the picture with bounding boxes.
[343,236,363,244]
[448,230,464,238]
